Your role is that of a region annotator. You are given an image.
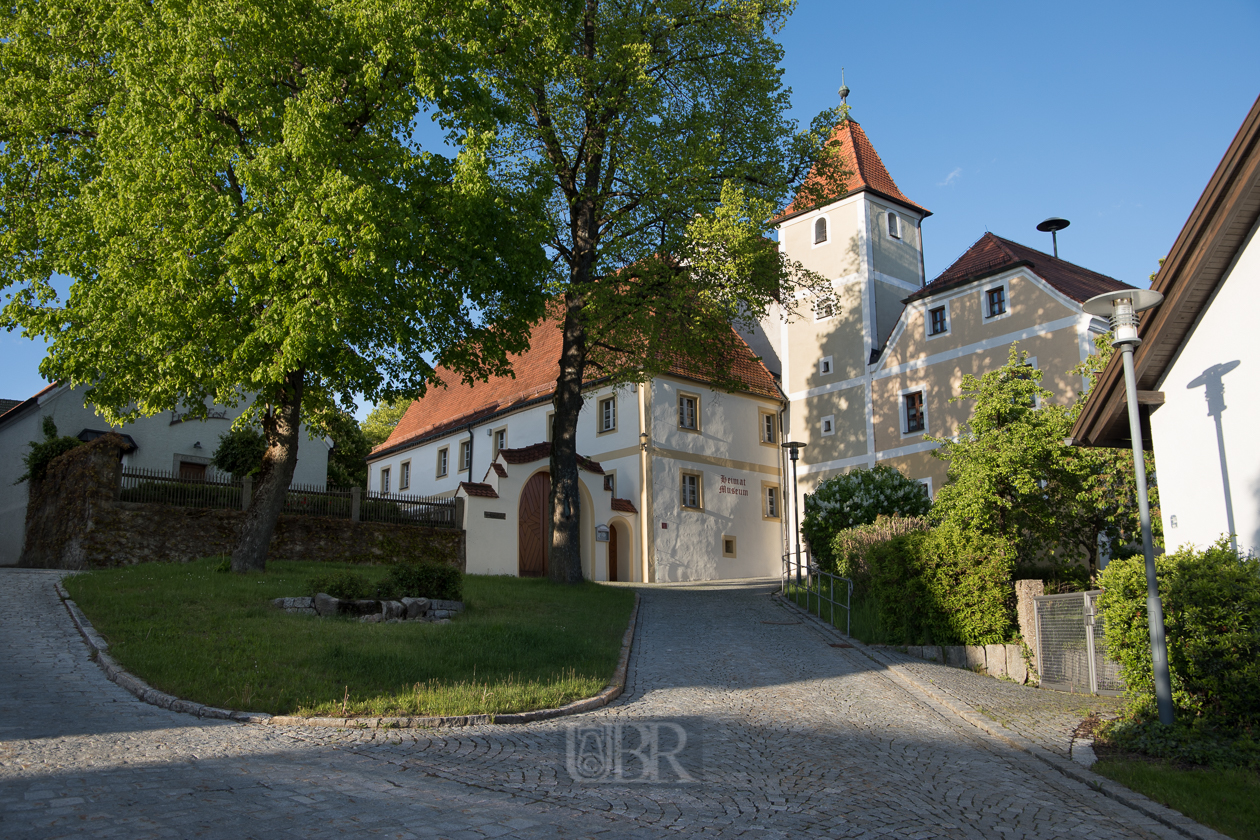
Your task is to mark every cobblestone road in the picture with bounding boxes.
[1,570,1186,839]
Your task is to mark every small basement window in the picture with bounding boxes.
[722,536,737,558]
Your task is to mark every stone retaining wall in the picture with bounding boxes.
[21,433,465,571]
[879,642,1037,685]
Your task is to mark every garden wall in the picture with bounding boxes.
[20,433,465,571]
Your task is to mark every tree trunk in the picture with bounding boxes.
[548,289,588,584]
[231,370,304,573]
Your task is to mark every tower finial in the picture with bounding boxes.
[838,68,851,121]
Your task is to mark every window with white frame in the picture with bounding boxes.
[381,466,392,493]
[814,296,836,320]
[680,471,702,509]
[986,285,1007,318]
[678,393,699,431]
[400,460,411,491]
[903,391,926,434]
[819,355,833,376]
[459,439,471,471]
[764,485,780,519]
[436,448,449,477]
[494,428,507,456]
[599,396,616,433]
[917,478,933,500]
[821,414,835,436]
[887,211,901,239]
[760,410,777,445]
[814,216,828,244]
[603,473,615,492]
[928,305,948,336]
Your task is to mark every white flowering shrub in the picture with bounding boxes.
[802,465,932,571]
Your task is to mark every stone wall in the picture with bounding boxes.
[20,434,465,571]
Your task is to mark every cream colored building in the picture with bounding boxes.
[367,318,788,582]
[746,115,1135,536]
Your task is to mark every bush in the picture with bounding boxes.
[1098,537,1260,729]
[378,561,463,602]
[211,426,266,478]
[15,417,83,484]
[308,570,372,600]
[868,523,1015,645]
[802,466,931,570]
[830,515,929,584]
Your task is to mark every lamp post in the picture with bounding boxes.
[781,441,807,587]
[1083,289,1174,726]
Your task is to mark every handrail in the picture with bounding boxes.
[782,551,853,637]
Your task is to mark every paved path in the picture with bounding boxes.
[0,570,1188,839]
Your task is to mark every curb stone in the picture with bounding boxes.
[772,592,1230,840]
[55,577,640,731]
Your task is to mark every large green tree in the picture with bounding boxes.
[454,0,843,582]
[0,0,550,571]
[361,398,410,448]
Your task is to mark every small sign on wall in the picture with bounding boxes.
[595,524,610,542]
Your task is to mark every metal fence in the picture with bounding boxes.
[118,468,458,527]
[1035,590,1124,695]
[120,467,242,510]
[781,550,853,637]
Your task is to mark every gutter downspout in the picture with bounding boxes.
[638,380,654,583]
[466,423,475,482]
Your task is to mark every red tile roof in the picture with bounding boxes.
[611,498,639,514]
[500,442,605,474]
[783,119,927,218]
[906,233,1134,304]
[490,463,508,478]
[459,482,499,498]
[372,314,781,460]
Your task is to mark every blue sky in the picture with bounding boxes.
[3,0,1258,413]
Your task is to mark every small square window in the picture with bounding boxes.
[904,392,925,434]
[680,472,702,509]
[821,414,835,436]
[381,467,392,493]
[814,297,836,320]
[459,440,471,471]
[929,306,948,335]
[603,473,615,492]
[987,287,1007,317]
[599,396,616,433]
[887,212,901,239]
[400,461,411,491]
[679,394,699,431]
[819,355,833,376]
[722,536,737,558]
[436,448,449,478]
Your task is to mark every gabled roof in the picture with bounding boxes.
[0,382,62,428]
[781,118,928,220]
[905,233,1133,305]
[0,398,20,416]
[500,442,605,474]
[459,482,498,498]
[611,498,639,514]
[1072,93,1260,449]
[371,314,781,461]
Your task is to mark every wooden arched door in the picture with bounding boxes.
[518,472,550,577]
[607,524,618,582]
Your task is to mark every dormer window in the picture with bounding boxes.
[814,217,828,244]
[887,212,901,239]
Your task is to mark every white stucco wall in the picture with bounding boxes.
[1151,225,1260,556]
[0,384,330,566]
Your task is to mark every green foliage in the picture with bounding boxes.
[324,409,371,488]
[15,416,82,484]
[1100,718,1260,770]
[360,400,410,448]
[211,427,266,479]
[308,570,372,601]
[1092,759,1260,840]
[1098,537,1260,728]
[868,523,1016,646]
[379,561,463,602]
[828,515,930,584]
[803,467,931,570]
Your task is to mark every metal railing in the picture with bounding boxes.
[781,551,853,637]
[361,489,457,527]
[283,483,353,519]
[120,467,242,510]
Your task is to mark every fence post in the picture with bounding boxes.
[241,475,252,511]
[351,486,361,522]
[454,497,465,529]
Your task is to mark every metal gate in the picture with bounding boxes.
[1034,590,1124,695]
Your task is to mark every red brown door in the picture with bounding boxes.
[607,525,618,582]
[518,472,550,577]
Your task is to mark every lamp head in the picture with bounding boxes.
[1082,289,1164,347]
[780,440,806,461]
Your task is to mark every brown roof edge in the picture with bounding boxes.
[1072,93,1260,449]
[776,185,932,226]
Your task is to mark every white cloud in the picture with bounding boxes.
[938,167,962,187]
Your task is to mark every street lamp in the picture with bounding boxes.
[1083,288,1174,726]
[781,441,807,587]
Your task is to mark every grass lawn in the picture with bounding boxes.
[1092,758,1260,840]
[63,557,635,718]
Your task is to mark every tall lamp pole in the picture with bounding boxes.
[781,441,807,587]
[1083,289,1174,726]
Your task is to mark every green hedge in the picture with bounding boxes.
[1098,537,1260,728]
[830,515,929,585]
[867,523,1015,646]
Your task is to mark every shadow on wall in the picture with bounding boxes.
[1186,360,1241,553]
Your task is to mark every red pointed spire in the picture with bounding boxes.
[784,118,927,217]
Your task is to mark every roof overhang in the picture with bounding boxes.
[776,185,932,226]
[1071,94,1260,449]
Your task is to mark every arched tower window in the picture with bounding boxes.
[887,212,901,239]
[814,216,828,244]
